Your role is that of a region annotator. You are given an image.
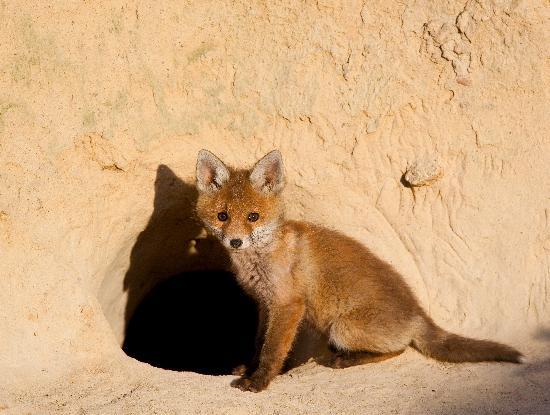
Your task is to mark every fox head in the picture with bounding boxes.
[195,149,285,251]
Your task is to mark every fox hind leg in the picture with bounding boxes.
[328,349,404,369]
[326,311,416,368]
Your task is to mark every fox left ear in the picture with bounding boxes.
[250,150,285,194]
[196,149,230,193]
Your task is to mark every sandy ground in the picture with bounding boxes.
[3,344,550,415]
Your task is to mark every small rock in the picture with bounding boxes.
[366,118,379,134]
[403,158,443,187]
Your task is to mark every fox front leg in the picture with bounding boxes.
[232,307,267,377]
[232,300,304,392]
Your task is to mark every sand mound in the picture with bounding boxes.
[1,0,549,413]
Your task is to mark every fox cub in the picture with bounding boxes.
[195,149,523,392]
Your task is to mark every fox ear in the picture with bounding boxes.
[250,150,285,194]
[196,150,230,193]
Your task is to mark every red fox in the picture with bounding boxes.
[195,149,523,392]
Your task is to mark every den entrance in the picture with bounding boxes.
[114,165,257,375]
[123,269,258,375]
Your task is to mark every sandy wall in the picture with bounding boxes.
[1,0,549,412]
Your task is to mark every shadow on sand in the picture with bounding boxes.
[121,165,257,374]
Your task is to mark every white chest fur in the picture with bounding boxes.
[230,249,276,303]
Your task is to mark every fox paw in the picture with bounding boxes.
[231,364,248,376]
[231,375,269,393]
[328,355,348,369]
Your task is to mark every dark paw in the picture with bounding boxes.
[327,356,343,369]
[231,375,269,393]
[328,355,349,369]
[231,364,248,376]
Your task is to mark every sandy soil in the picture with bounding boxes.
[3,345,550,414]
[1,0,549,413]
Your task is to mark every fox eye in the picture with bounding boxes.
[217,212,228,221]
[248,212,260,222]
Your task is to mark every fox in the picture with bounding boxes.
[195,149,524,392]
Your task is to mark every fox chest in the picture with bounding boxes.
[230,251,281,303]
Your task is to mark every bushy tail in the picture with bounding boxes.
[412,319,523,363]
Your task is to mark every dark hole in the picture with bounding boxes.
[123,269,258,375]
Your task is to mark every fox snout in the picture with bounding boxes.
[206,219,279,250]
[230,239,243,248]
[222,233,251,250]
[202,224,250,249]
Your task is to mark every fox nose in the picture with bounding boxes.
[230,239,243,248]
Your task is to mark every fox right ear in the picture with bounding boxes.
[196,150,230,193]
[250,150,285,194]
